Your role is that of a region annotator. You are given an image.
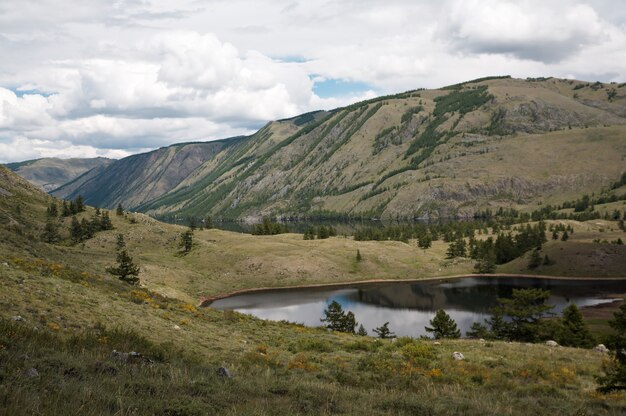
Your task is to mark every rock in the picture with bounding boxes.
[111,350,152,364]
[217,366,231,378]
[2,262,8,267]
[594,344,610,354]
[433,341,441,345]
[173,325,181,330]
[24,368,39,378]
[478,338,485,342]
[545,340,559,347]
[11,315,23,322]
[452,352,465,361]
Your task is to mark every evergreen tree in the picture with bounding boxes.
[474,248,496,273]
[373,322,395,339]
[100,211,114,230]
[557,304,595,348]
[552,231,559,240]
[75,195,85,212]
[205,215,214,229]
[47,202,58,217]
[116,203,124,216]
[492,288,554,342]
[446,238,466,258]
[357,324,368,336]
[180,229,194,254]
[115,234,126,251]
[62,200,70,217]
[356,249,362,262]
[417,233,432,249]
[466,322,490,339]
[188,217,196,231]
[561,231,569,241]
[70,216,83,243]
[321,301,356,333]
[106,249,140,285]
[425,309,461,339]
[41,219,60,244]
[528,248,542,269]
[597,300,626,392]
[318,225,330,239]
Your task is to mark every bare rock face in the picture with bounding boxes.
[452,352,465,360]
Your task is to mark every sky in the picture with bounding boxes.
[1,0,626,163]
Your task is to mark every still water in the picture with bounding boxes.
[210,277,626,337]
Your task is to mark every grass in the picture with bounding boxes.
[2,166,626,414]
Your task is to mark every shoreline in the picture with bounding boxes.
[198,273,626,307]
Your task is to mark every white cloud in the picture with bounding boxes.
[0,0,625,162]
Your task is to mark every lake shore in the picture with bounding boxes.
[199,272,626,306]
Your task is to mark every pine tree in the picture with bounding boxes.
[417,233,432,249]
[70,216,83,243]
[180,229,193,254]
[466,322,490,339]
[357,324,368,336]
[528,248,542,269]
[80,218,94,239]
[100,211,113,230]
[205,215,213,229]
[557,304,595,348]
[41,219,60,244]
[474,248,496,273]
[106,249,140,285]
[116,203,124,216]
[47,202,58,217]
[492,288,554,342]
[597,300,626,392]
[115,233,126,251]
[188,217,196,231]
[356,249,362,262]
[373,322,395,339]
[62,200,70,217]
[320,301,356,333]
[75,195,85,213]
[425,309,461,339]
[561,231,569,241]
[446,238,466,258]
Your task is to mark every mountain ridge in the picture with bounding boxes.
[13,76,626,220]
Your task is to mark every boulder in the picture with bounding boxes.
[173,325,181,330]
[217,366,232,378]
[11,315,23,322]
[545,340,559,347]
[594,344,610,354]
[24,368,39,378]
[452,352,465,361]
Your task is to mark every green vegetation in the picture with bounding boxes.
[425,310,461,339]
[321,301,357,333]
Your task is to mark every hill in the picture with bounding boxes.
[5,157,113,192]
[36,76,626,221]
[1,165,626,414]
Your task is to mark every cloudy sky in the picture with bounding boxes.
[1,0,625,163]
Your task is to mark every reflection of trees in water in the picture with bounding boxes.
[351,278,626,313]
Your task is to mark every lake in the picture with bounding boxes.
[209,277,626,337]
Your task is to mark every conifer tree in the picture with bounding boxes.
[41,219,61,244]
[180,229,193,254]
[356,249,362,262]
[373,322,395,339]
[417,233,432,249]
[116,203,124,216]
[466,321,490,339]
[425,309,461,339]
[115,233,126,251]
[70,216,83,243]
[321,301,356,333]
[557,304,595,348]
[204,215,213,229]
[357,324,368,336]
[47,202,58,217]
[62,200,70,217]
[597,300,626,392]
[106,249,140,285]
[100,211,113,230]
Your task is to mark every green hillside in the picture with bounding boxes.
[2,163,626,415]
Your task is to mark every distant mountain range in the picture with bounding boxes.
[6,157,113,192]
[7,76,626,220]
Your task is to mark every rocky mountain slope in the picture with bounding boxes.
[5,157,112,192]
[24,77,626,219]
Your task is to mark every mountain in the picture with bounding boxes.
[45,77,626,219]
[5,157,113,192]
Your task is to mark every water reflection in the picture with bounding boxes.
[210,277,626,337]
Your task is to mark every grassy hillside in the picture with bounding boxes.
[134,76,626,220]
[2,166,626,415]
[5,157,112,192]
